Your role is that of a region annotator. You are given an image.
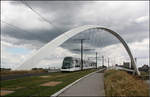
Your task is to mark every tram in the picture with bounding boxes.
[61,56,96,72]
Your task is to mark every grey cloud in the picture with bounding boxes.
[1,1,149,51]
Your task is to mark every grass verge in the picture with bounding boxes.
[104,70,149,96]
[0,69,96,96]
[1,70,46,77]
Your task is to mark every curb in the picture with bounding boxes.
[51,68,105,97]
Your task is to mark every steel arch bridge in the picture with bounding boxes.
[16,25,140,75]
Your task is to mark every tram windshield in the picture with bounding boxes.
[62,57,73,69]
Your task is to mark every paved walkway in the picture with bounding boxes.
[59,71,105,96]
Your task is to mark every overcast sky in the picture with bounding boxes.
[1,1,149,69]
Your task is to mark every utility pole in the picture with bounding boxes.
[96,52,97,69]
[102,56,104,66]
[73,39,89,70]
[81,39,83,70]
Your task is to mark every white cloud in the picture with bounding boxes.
[1,40,37,69]
[1,1,149,69]
[129,39,149,67]
[96,38,149,67]
[135,16,149,23]
[1,1,52,31]
[36,47,79,68]
[1,44,25,69]
[1,37,149,69]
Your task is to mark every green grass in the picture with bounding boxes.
[1,70,47,76]
[104,70,149,96]
[1,69,96,96]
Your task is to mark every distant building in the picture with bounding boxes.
[138,64,149,72]
[123,62,130,69]
[32,68,43,70]
[115,64,118,66]
[0,68,11,71]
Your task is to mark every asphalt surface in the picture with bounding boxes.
[59,71,105,96]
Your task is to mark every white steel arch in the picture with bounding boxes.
[16,25,140,75]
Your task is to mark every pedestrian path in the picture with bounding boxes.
[59,71,105,96]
